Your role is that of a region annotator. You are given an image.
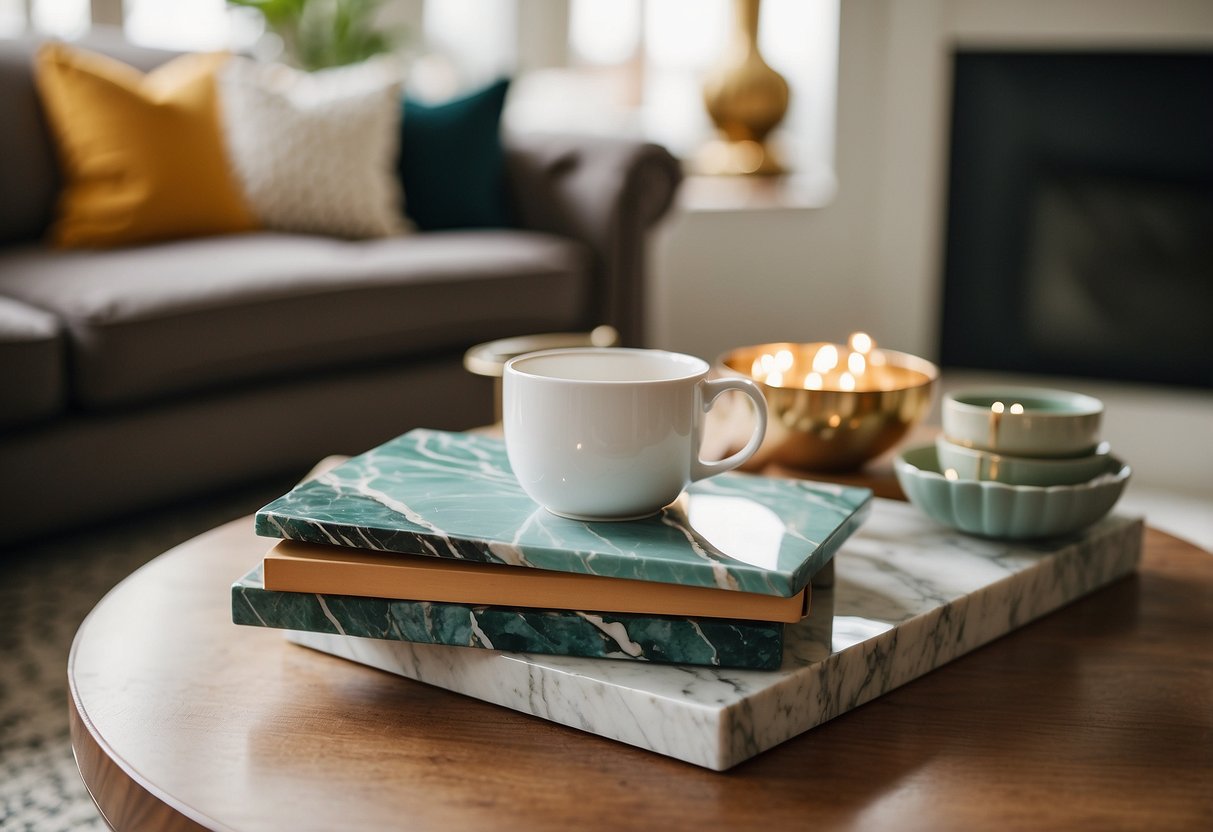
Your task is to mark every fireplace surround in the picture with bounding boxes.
[939,50,1213,389]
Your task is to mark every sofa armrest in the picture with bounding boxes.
[503,134,682,346]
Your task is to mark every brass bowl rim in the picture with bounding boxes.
[716,341,939,394]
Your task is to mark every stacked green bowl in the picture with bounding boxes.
[895,388,1130,539]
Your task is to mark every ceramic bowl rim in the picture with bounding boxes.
[943,386,1104,419]
[897,443,1130,493]
[934,435,1113,469]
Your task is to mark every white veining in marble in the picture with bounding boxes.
[257,430,871,596]
[287,499,1143,770]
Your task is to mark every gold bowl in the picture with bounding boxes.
[718,340,938,473]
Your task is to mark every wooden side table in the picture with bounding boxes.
[69,511,1212,831]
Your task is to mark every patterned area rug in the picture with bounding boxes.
[0,477,296,831]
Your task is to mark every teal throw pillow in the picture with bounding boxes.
[399,78,511,231]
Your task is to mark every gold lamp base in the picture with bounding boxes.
[701,0,790,178]
[695,139,784,177]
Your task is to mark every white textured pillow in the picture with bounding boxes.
[218,57,407,238]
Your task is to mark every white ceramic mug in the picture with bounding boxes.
[503,348,768,521]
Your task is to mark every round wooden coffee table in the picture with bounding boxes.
[70,517,1213,831]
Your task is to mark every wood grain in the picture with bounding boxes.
[69,520,1213,831]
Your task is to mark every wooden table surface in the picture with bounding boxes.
[69,499,1213,832]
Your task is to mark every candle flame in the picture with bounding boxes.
[991,401,1005,414]
[745,334,903,393]
[847,351,866,376]
[812,344,839,374]
[1009,402,1024,415]
[848,331,875,354]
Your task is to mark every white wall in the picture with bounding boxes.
[650,0,893,362]
[647,0,1213,495]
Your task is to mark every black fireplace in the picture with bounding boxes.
[939,51,1213,389]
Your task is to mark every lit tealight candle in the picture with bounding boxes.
[743,332,928,394]
[847,351,866,376]
[848,331,874,354]
[812,344,839,374]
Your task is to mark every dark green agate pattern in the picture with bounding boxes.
[232,566,784,670]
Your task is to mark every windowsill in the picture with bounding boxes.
[677,169,838,214]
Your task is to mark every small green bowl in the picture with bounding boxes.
[942,387,1103,458]
[894,444,1130,539]
[935,436,1114,487]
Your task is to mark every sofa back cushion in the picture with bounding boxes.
[399,78,511,231]
[0,34,177,245]
[35,44,260,247]
[218,56,406,239]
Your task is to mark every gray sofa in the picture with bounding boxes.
[0,36,682,546]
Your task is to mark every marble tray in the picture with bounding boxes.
[233,565,785,669]
[289,500,1144,771]
[256,430,871,596]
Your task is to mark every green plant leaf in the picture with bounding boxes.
[227,0,405,70]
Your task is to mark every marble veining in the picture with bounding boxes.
[255,429,871,596]
[233,567,783,670]
[288,499,1144,770]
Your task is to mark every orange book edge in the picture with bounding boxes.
[263,539,809,623]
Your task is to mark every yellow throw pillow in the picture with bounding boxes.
[34,44,258,248]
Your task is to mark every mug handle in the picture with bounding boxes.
[691,377,768,482]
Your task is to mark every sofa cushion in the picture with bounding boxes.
[0,35,178,246]
[0,231,591,409]
[0,295,66,429]
[34,44,259,248]
[219,56,406,239]
[400,78,511,231]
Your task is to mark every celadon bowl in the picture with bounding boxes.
[935,436,1114,487]
[942,387,1103,458]
[894,444,1130,539]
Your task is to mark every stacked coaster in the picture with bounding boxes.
[232,429,872,670]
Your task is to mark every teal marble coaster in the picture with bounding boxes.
[231,566,784,670]
[255,429,871,597]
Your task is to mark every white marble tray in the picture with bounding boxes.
[288,499,1143,771]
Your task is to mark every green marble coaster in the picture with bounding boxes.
[232,565,784,670]
[256,429,871,597]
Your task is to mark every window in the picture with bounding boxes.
[125,0,259,52]
[548,0,840,175]
[6,0,840,175]
[0,0,26,37]
[27,0,89,39]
